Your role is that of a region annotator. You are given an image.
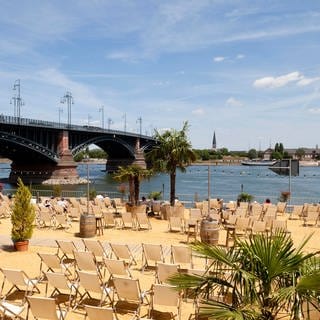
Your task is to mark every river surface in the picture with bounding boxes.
[1,163,320,205]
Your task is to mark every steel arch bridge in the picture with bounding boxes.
[0,115,156,183]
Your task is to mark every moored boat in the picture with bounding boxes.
[241,159,277,166]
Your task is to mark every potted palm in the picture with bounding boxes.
[11,178,36,251]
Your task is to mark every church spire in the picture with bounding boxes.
[212,131,217,150]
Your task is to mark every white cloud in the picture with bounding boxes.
[253,71,303,88]
[308,108,320,114]
[192,108,205,115]
[213,56,225,62]
[226,97,243,107]
[236,54,245,59]
[297,77,320,86]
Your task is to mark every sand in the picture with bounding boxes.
[0,210,319,319]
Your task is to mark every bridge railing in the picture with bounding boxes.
[0,114,153,139]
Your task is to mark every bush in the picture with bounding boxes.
[237,192,254,203]
[11,178,35,242]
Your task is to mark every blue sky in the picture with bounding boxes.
[0,1,320,150]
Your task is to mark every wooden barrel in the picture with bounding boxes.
[79,214,96,238]
[200,220,219,245]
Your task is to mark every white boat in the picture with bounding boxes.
[241,159,277,166]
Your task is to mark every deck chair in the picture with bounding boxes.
[77,271,112,307]
[27,296,68,320]
[74,251,105,280]
[271,220,290,234]
[290,205,303,220]
[120,211,135,229]
[303,210,319,226]
[37,253,73,282]
[104,258,132,282]
[171,245,193,270]
[68,207,81,221]
[148,284,181,320]
[135,211,152,230]
[84,305,116,320]
[103,211,116,228]
[45,272,79,310]
[168,216,184,233]
[156,263,180,284]
[54,214,71,230]
[109,243,137,267]
[276,202,287,216]
[37,209,54,228]
[56,240,78,266]
[0,299,26,319]
[250,220,267,236]
[264,205,277,218]
[0,268,40,303]
[82,239,110,262]
[112,276,149,319]
[250,203,263,219]
[141,243,165,272]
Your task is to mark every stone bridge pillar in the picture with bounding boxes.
[132,138,146,169]
[54,131,79,181]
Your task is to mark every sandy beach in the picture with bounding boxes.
[0,205,319,319]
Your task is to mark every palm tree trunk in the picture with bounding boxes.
[128,178,134,203]
[134,176,140,206]
[170,171,176,206]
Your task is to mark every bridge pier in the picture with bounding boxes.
[9,131,79,184]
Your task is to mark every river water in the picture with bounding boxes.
[1,163,319,205]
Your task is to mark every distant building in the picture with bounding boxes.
[212,131,216,150]
[263,146,319,160]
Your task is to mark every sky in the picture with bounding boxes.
[0,1,320,151]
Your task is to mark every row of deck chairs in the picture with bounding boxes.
[0,266,181,320]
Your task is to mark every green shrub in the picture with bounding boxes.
[11,178,36,242]
[237,192,254,203]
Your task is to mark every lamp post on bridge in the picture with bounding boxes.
[122,113,127,132]
[136,117,142,136]
[107,118,113,130]
[99,106,104,129]
[60,91,74,127]
[58,107,63,127]
[11,79,24,121]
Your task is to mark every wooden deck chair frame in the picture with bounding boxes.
[112,276,149,319]
[0,299,26,319]
[56,240,78,266]
[0,268,40,303]
[104,258,132,283]
[156,262,180,284]
[54,214,71,230]
[141,243,165,272]
[103,211,116,228]
[289,205,303,220]
[82,239,110,261]
[37,253,73,283]
[168,216,184,233]
[148,284,181,320]
[27,296,67,320]
[73,251,105,280]
[303,210,320,227]
[84,305,117,320]
[135,211,152,230]
[109,243,137,267]
[77,271,112,308]
[120,211,135,229]
[171,245,194,270]
[45,272,79,310]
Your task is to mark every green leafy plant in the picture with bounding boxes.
[52,184,62,197]
[148,191,162,200]
[237,192,254,203]
[89,188,97,201]
[11,178,36,242]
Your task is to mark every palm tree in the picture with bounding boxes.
[147,122,196,206]
[113,165,153,205]
[169,232,320,320]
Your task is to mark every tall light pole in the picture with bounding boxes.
[60,91,74,127]
[58,107,63,127]
[107,118,113,130]
[84,154,90,214]
[122,113,127,132]
[99,106,104,129]
[11,79,24,119]
[87,114,92,126]
[137,116,142,135]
